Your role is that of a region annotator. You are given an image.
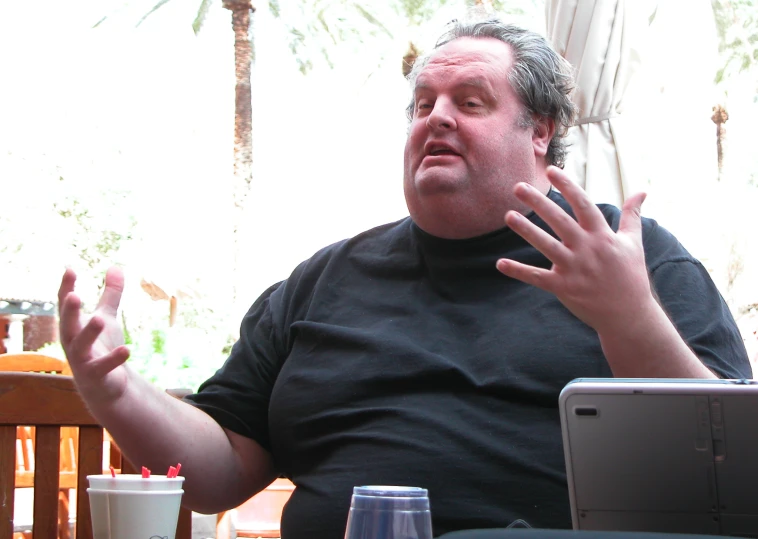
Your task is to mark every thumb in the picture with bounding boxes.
[618,192,647,237]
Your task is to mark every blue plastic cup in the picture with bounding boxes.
[343,486,433,539]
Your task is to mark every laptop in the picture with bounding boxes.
[559,378,758,537]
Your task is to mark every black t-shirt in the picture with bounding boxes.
[186,190,751,539]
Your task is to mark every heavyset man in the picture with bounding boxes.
[58,17,751,539]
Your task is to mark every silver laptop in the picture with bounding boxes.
[559,378,758,537]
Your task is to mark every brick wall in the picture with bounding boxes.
[0,315,58,353]
[23,316,58,351]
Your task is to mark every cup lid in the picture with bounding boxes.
[351,486,429,511]
[86,474,184,481]
[354,486,428,497]
[86,488,184,495]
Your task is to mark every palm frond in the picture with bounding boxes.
[317,9,338,45]
[91,0,133,28]
[648,4,658,25]
[136,0,174,28]
[268,0,281,18]
[192,0,215,34]
[353,4,394,38]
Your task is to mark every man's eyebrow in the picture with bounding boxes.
[458,78,490,89]
[414,80,433,92]
[414,77,493,93]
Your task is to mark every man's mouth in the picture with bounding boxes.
[424,142,461,158]
[429,149,459,156]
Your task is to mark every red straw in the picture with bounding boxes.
[165,463,182,478]
[142,466,151,478]
[109,466,116,478]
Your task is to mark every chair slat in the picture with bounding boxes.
[33,426,61,539]
[0,426,16,539]
[176,507,192,539]
[75,427,102,539]
[0,374,98,427]
[165,390,194,539]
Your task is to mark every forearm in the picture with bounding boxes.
[81,366,276,512]
[597,299,717,379]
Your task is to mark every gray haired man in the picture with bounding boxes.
[58,17,750,539]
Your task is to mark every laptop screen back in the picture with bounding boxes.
[559,379,758,537]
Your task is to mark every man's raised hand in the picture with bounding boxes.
[57,266,131,402]
[495,166,656,335]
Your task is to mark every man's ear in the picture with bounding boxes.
[531,115,555,158]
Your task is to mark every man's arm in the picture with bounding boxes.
[495,167,717,379]
[593,295,717,378]
[58,267,278,513]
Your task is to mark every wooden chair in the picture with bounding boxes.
[235,478,294,538]
[0,372,192,539]
[1,353,75,539]
[0,353,71,376]
[216,477,295,539]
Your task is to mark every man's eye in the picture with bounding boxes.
[463,100,481,108]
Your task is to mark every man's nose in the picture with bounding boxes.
[426,99,457,131]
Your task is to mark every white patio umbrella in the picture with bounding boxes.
[546,0,656,206]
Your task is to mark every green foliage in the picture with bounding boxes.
[124,300,232,390]
[398,0,541,26]
[106,0,394,76]
[268,0,281,18]
[192,0,214,34]
[274,0,395,74]
[34,312,229,390]
[55,204,128,271]
[398,0,455,26]
[220,337,234,357]
[151,329,166,354]
[105,0,543,77]
[122,312,133,345]
[136,0,173,28]
[713,0,758,90]
[35,341,66,360]
[52,176,137,300]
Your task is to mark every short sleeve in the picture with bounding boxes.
[183,281,287,451]
[644,224,752,380]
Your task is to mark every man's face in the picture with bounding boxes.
[403,37,550,239]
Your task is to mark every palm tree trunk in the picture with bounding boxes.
[222,0,255,310]
[711,104,728,182]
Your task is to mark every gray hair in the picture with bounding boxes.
[406,18,577,168]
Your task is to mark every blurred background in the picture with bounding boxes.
[1,0,757,388]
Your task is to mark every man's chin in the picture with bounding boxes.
[412,173,466,196]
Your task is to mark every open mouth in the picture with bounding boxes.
[428,149,459,157]
[424,142,461,158]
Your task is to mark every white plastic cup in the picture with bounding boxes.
[86,475,185,539]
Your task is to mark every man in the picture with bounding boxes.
[58,17,751,539]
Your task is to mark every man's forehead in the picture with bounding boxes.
[428,37,513,66]
[415,38,512,89]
